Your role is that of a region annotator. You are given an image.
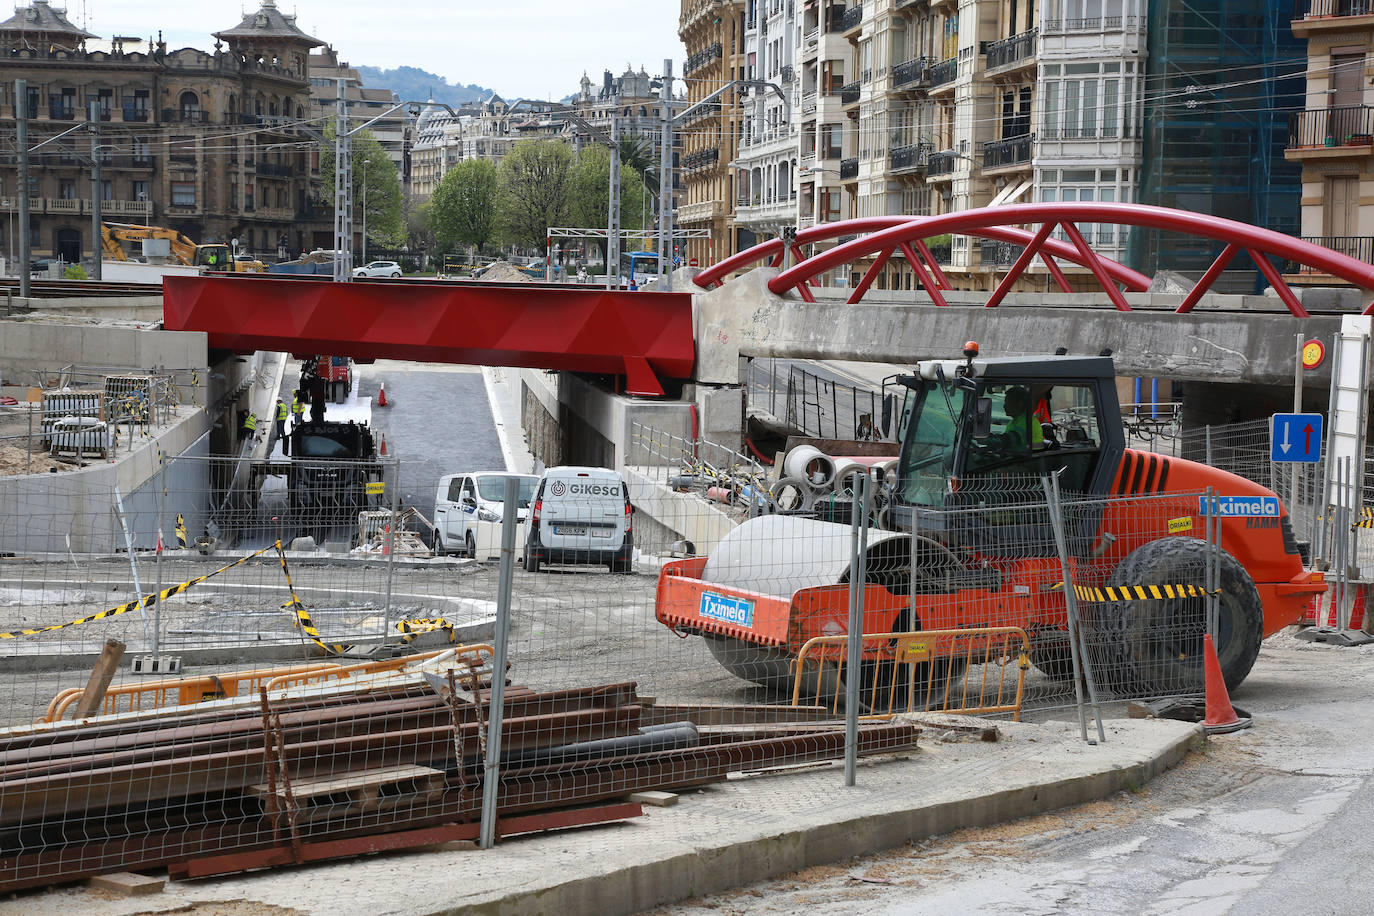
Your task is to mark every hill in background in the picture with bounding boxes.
[355,65,499,107]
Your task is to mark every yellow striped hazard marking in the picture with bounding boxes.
[1051,582,1219,602]
[275,545,354,656]
[175,514,188,550]
[0,545,273,640]
[395,617,459,645]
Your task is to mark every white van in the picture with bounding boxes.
[525,466,634,573]
[433,471,539,560]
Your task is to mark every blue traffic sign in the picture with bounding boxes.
[1271,413,1323,463]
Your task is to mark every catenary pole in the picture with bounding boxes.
[89,100,102,280]
[17,79,30,298]
[657,60,674,291]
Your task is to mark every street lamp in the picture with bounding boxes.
[360,158,370,263]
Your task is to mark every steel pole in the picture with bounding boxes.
[844,473,870,786]
[89,100,102,280]
[607,116,620,291]
[17,79,30,299]
[479,476,520,847]
[658,59,673,291]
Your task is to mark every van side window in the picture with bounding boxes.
[446,479,463,502]
[461,479,476,503]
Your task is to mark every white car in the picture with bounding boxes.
[433,471,539,560]
[352,260,403,279]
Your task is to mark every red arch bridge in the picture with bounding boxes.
[163,203,1374,396]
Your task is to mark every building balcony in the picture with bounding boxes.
[99,199,153,218]
[985,28,1037,73]
[892,57,932,91]
[840,82,860,105]
[928,150,958,177]
[1287,106,1374,157]
[682,99,721,127]
[256,162,297,178]
[47,198,85,214]
[101,155,156,170]
[682,148,721,172]
[161,108,212,124]
[801,91,818,115]
[120,107,150,123]
[983,133,1034,170]
[839,157,859,180]
[890,142,932,174]
[677,198,724,225]
[1042,14,1145,33]
[685,42,724,75]
[979,239,1023,267]
[1293,0,1374,35]
[929,58,958,91]
[841,4,863,34]
[1278,236,1374,274]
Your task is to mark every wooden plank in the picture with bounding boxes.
[247,764,444,802]
[72,639,125,720]
[497,801,643,838]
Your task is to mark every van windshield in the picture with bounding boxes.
[477,475,539,508]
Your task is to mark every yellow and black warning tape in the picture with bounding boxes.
[275,545,354,656]
[1053,582,1220,603]
[395,617,459,645]
[0,544,275,640]
[1355,507,1374,529]
[175,514,188,550]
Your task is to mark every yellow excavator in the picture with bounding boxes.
[100,223,266,273]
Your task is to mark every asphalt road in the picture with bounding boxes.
[653,632,1374,915]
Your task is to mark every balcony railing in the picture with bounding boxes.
[890,142,932,173]
[980,239,1022,267]
[840,82,860,104]
[1293,0,1374,18]
[102,155,156,169]
[1277,236,1374,274]
[47,198,84,213]
[929,58,958,88]
[256,162,296,178]
[120,106,149,122]
[162,108,211,123]
[685,42,723,75]
[841,3,863,31]
[839,157,859,179]
[825,5,848,31]
[985,28,1037,70]
[1288,106,1374,148]
[928,151,957,176]
[1042,14,1145,32]
[927,241,951,264]
[682,147,721,171]
[892,57,931,89]
[982,133,1034,168]
[48,103,75,120]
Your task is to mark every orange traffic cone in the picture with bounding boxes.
[379,433,388,456]
[1201,634,1252,734]
[377,383,389,408]
[382,523,391,556]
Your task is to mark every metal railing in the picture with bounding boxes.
[1288,106,1374,148]
[892,56,931,89]
[839,157,859,179]
[890,142,931,173]
[161,108,212,123]
[985,28,1037,70]
[980,238,1022,267]
[929,57,958,88]
[1277,236,1374,274]
[983,133,1034,168]
[1294,0,1374,17]
[256,162,296,178]
[928,150,958,175]
[840,82,860,104]
[685,42,723,74]
[840,3,863,31]
[1042,15,1145,32]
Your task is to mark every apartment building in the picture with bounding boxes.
[409,96,572,199]
[0,0,322,263]
[1285,0,1374,283]
[679,0,746,266]
[734,0,800,248]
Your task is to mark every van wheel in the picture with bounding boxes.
[433,532,446,556]
[525,546,542,573]
[465,531,476,559]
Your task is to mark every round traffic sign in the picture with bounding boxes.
[1301,339,1325,370]
[689,257,699,267]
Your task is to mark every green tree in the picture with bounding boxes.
[430,157,500,252]
[618,134,660,196]
[498,140,572,249]
[319,127,405,248]
[567,145,652,267]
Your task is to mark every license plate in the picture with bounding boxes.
[591,528,613,538]
[555,526,587,536]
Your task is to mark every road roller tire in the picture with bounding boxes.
[1093,536,1263,696]
[702,635,796,693]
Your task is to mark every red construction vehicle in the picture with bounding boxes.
[656,345,1325,704]
[311,356,354,403]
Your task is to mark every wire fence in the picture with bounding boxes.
[0,442,1322,890]
[748,359,891,442]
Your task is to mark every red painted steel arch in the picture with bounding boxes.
[695,216,1152,303]
[762,203,1374,317]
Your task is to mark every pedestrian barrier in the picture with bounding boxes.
[261,646,491,692]
[790,627,1032,719]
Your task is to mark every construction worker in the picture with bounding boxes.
[290,388,304,428]
[274,398,288,441]
[1001,386,1045,452]
[242,410,258,442]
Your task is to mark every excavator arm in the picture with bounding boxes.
[101,223,200,266]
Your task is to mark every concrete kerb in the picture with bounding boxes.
[436,718,1201,916]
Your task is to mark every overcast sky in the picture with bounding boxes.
[85,0,684,99]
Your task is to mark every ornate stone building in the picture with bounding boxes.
[0,0,322,264]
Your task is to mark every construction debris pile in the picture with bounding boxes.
[0,650,917,892]
[476,261,534,283]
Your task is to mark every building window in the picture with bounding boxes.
[171,181,197,207]
[132,180,149,201]
[59,179,77,200]
[1041,61,1134,140]
[821,123,843,158]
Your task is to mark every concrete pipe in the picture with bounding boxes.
[833,459,873,496]
[783,445,836,489]
[770,476,813,512]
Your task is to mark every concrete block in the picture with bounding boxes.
[88,871,164,896]
[629,791,679,807]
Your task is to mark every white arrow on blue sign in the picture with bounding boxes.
[1270,412,1323,464]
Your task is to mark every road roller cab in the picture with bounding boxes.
[655,346,1325,705]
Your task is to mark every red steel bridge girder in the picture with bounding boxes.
[162,277,695,397]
